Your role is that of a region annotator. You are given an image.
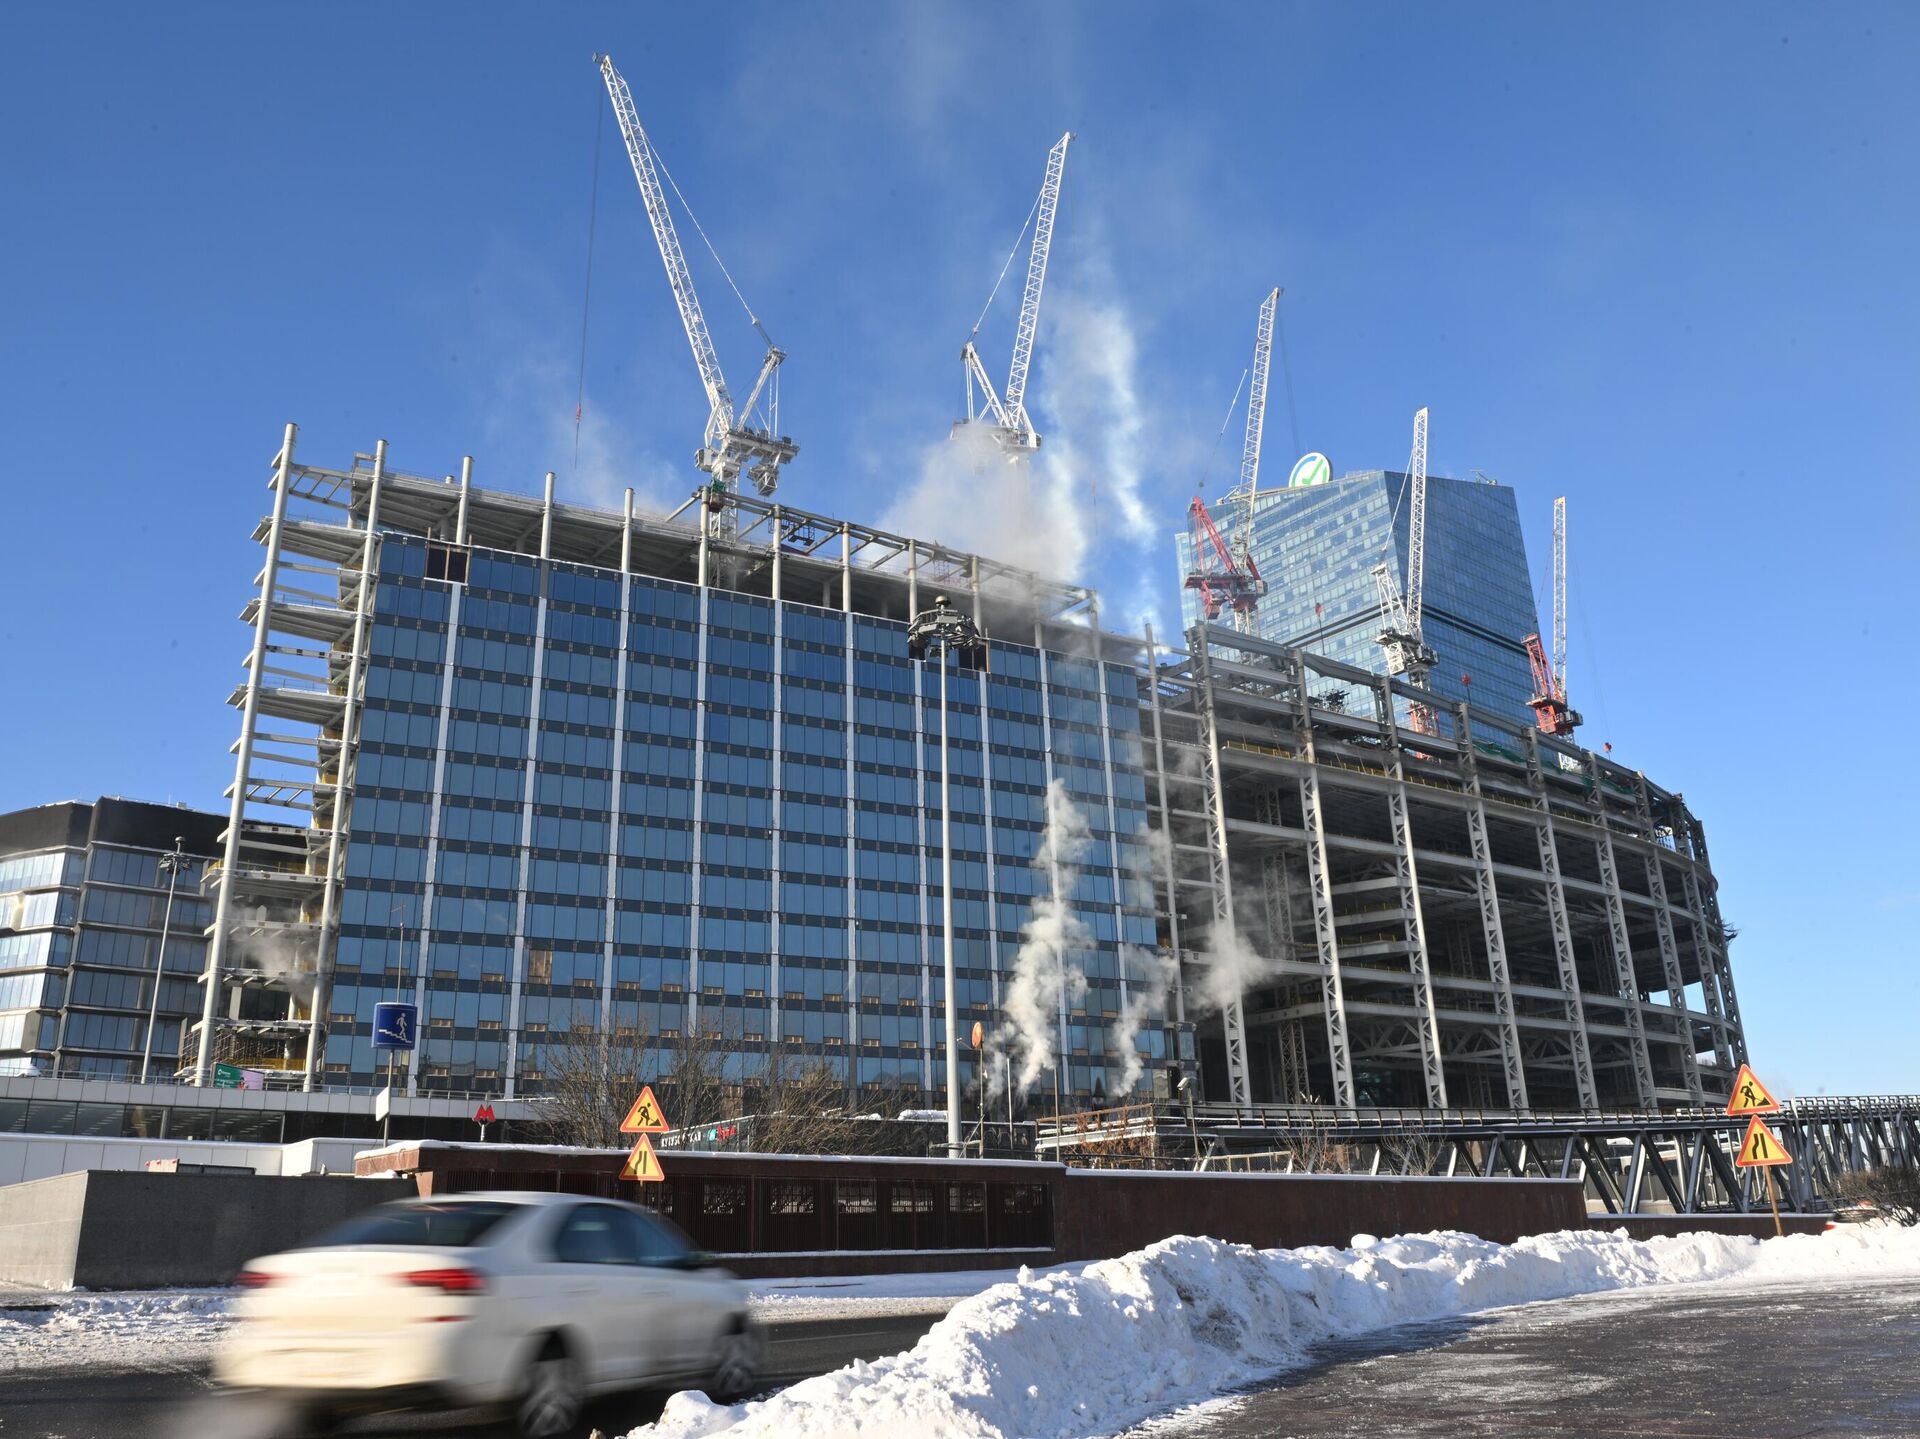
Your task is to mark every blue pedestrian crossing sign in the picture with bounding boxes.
[372,1002,418,1052]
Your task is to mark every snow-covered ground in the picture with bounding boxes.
[635,1224,1920,1439]
[0,1288,231,1373]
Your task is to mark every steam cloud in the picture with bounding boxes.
[236,906,321,1004]
[1109,944,1179,1097]
[1192,912,1281,1020]
[879,267,1164,637]
[987,781,1092,1095]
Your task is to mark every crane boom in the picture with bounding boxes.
[1404,405,1429,635]
[1551,495,1568,694]
[1184,496,1266,624]
[1224,287,1279,558]
[598,54,732,451]
[1003,132,1072,439]
[597,53,796,503]
[1524,495,1582,735]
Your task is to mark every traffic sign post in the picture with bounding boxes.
[211,1062,242,1090]
[474,1103,495,1141]
[620,1086,670,1185]
[1729,1068,1791,1236]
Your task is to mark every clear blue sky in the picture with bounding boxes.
[2,6,1914,1095]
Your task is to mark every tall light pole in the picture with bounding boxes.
[907,596,986,1159]
[139,838,189,1086]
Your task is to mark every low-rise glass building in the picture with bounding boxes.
[0,798,220,1078]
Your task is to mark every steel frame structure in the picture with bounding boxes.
[205,430,1751,1125]
[1149,623,1745,1117]
[1035,1097,1920,1215]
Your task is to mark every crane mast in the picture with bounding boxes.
[596,53,796,528]
[1372,407,1438,732]
[1525,496,1583,735]
[959,132,1073,456]
[1373,407,1436,677]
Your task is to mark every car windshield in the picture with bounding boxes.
[313,1200,522,1249]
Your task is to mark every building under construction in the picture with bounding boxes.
[176,423,1746,1117]
[1146,623,1746,1112]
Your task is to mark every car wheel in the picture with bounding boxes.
[516,1337,584,1439]
[706,1315,765,1403]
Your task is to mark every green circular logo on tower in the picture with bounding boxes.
[1287,452,1331,487]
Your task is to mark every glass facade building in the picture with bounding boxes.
[0,798,221,1078]
[201,435,1170,1109]
[1178,471,1544,729]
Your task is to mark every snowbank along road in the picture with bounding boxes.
[633,1224,1920,1439]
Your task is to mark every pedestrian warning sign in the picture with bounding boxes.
[621,1085,669,1134]
[619,1133,665,1183]
[1735,1115,1792,1168]
[1725,1063,1780,1117]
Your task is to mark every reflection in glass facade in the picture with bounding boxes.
[1177,472,1543,729]
[324,531,1164,1106]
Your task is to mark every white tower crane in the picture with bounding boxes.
[1372,407,1439,725]
[1525,497,1583,735]
[1221,287,1280,634]
[958,132,1073,456]
[596,54,797,533]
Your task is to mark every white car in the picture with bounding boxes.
[215,1190,763,1436]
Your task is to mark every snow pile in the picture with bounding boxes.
[0,1288,232,1372]
[637,1224,1920,1439]
[750,1263,1091,1323]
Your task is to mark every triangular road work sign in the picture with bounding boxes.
[619,1134,665,1183]
[1724,1064,1780,1117]
[621,1085,669,1134]
[1735,1115,1792,1168]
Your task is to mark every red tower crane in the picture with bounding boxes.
[1525,496,1583,736]
[1184,496,1268,623]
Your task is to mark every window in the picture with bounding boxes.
[551,1204,637,1265]
[701,1181,747,1217]
[318,1200,521,1249]
[947,1183,985,1213]
[632,1209,696,1265]
[891,1183,933,1214]
[425,541,470,584]
[836,1180,877,1215]
[767,1182,815,1216]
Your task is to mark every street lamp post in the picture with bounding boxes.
[139,838,189,1086]
[907,596,986,1160]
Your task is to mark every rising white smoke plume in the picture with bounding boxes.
[988,781,1093,1095]
[1109,944,1180,1097]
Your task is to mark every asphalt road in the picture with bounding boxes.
[0,1311,939,1439]
[1146,1275,1920,1439]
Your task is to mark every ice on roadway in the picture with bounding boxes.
[631,1223,1920,1439]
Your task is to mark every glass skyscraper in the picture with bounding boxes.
[1178,471,1544,729]
[195,430,1168,1108]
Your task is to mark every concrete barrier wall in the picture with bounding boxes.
[1053,1170,1588,1262]
[0,1171,399,1289]
[0,1170,92,1289]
